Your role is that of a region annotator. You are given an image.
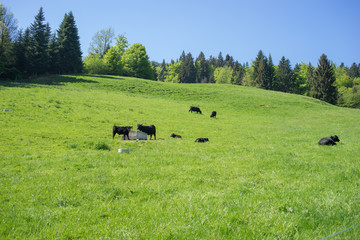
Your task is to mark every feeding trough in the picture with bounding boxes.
[118,148,130,153]
[122,130,148,140]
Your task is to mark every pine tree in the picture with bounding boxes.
[266,54,275,90]
[217,52,224,67]
[312,54,338,104]
[348,62,359,78]
[252,50,270,89]
[273,56,294,92]
[157,59,167,81]
[29,7,50,74]
[57,12,82,73]
[255,57,267,88]
[231,61,245,85]
[179,52,196,83]
[195,52,209,83]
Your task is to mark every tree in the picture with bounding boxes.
[312,54,338,104]
[57,11,82,73]
[156,59,167,82]
[122,43,154,79]
[214,66,233,84]
[273,56,294,92]
[89,28,114,58]
[195,52,209,83]
[217,52,224,67]
[347,62,359,78]
[164,61,181,83]
[231,61,245,85]
[0,3,17,78]
[266,54,275,90]
[103,34,128,75]
[255,57,267,88]
[29,7,51,74]
[179,52,196,83]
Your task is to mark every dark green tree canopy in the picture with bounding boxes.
[57,11,82,73]
[312,54,338,104]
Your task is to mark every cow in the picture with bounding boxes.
[113,126,132,140]
[195,137,209,143]
[210,111,217,118]
[137,124,156,140]
[318,135,340,145]
[189,106,202,114]
[170,133,182,138]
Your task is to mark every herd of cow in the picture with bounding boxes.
[113,105,340,145]
[112,106,214,143]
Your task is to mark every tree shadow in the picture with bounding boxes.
[0,74,99,88]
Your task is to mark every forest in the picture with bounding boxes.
[1,4,360,108]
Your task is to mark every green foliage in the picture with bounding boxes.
[103,34,129,75]
[83,54,109,74]
[312,54,338,104]
[214,66,233,84]
[122,43,154,80]
[179,52,196,83]
[88,28,114,58]
[164,61,181,83]
[57,12,82,73]
[1,74,360,239]
[273,56,294,92]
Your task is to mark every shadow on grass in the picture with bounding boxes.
[0,74,100,88]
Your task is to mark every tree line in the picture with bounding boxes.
[1,4,360,108]
[0,5,82,79]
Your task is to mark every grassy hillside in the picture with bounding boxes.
[1,75,360,239]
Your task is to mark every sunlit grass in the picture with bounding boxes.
[1,74,360,239]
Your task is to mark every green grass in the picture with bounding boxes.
[1,74,360,239]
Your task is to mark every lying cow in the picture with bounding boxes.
[113,126,132,140]
[210,111,217,118]
[318,135,340,145]
[170,133,182,138]
[189,106,202,114]
[195,137,209,143]
[137,124,156,140]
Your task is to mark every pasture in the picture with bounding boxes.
[1,75,360,239]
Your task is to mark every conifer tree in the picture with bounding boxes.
[266,54,275,90]
[57,12,82,73]
[157,59,167,81]
[273,56,294,92]
[312,54,338,104]
[255,57,267,88]
[179,52,196,83]
[217,52,224,67]
[195,51,209,83]
[29,7,50,74]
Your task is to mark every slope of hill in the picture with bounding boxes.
[1,75,360,239]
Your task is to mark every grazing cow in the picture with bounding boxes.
[113,126,132,140]
[195,138,209,143]
[137,124,156,140]
[318,135,340,145]
[189,106,202,114]
[210,111,217,118]
[170,133,182,138]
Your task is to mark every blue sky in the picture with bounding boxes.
[3,0,360,66]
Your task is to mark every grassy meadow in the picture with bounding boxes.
[1,74,360,239]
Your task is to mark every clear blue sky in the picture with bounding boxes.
[3,0,360,66]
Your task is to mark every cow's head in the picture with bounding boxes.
[331,135,340,142]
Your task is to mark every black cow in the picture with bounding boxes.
[318,135,340,145]
[210,111,217,118]
[189,106,202,114]
[170,133,182,138]
[195,137,209,142]
[137,124,156,140]
[113,126,132,140]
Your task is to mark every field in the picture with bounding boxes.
[1,75,360,239]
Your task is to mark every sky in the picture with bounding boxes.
[3,0,360,66]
